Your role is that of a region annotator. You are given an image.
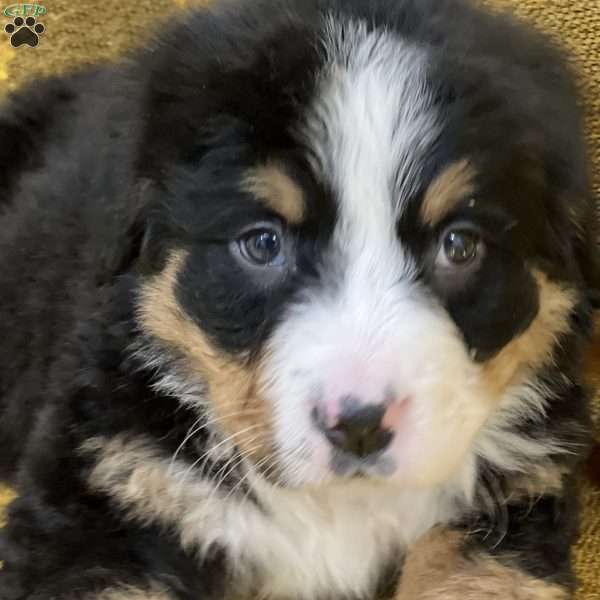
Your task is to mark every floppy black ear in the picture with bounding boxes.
[0,68,101,206]
[96,177,177,283]
[94,177,157,283]
[0,79,63,205]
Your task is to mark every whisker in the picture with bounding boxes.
[169,408,264,471]
[226,453,275,507]
[208,440,270,506]
[209,434,267,486]
[168,414,205,474]
[176,423,267,492]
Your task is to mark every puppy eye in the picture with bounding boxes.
[239,227,284,266]
[436,228,482,268]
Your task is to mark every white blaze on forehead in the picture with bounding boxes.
[262,17,492,491]
[305,16,440,259]
[296,16,443,351]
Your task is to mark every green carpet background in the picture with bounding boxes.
[0,0,599,597]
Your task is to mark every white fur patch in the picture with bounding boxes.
[85,436,473,600]
[474,379,568,473]
[306,17,440,216]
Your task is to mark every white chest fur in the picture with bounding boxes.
[87,437,474,600]
[208,476,472,599]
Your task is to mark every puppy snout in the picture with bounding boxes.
[313,393,406,459]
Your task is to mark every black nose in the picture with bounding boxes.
[324,403,393,458]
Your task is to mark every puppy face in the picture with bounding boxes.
[135,5,594,490]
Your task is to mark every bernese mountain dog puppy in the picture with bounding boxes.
[0,0,598,598]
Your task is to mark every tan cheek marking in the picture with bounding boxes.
[395,527,568,600]
[137,251,273,461]
[420,159,476,227]
[482,271,577,396]
[243,163,306,224]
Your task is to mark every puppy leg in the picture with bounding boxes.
[395,527,569,600]
[0,493,222,600]
[0,566,174,600]
[30,582,174,600]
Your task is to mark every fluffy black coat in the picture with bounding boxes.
[0,0,597,598]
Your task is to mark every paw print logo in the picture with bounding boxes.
[4,16,45,48]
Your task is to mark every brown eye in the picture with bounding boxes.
[239,228,284,266]
[436,229,482,268]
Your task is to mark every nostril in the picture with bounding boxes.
[323,403,393,458]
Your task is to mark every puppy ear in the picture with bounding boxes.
[0,78,67,204]
[108,179,173,278]
[0,68,100,206]
[96,178,156,281]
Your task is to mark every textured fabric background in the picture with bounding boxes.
[0,0,599,596]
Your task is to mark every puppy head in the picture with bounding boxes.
[133,2,597,490]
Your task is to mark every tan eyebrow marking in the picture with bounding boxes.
[243,163,306,224]
[420,159,477,226]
